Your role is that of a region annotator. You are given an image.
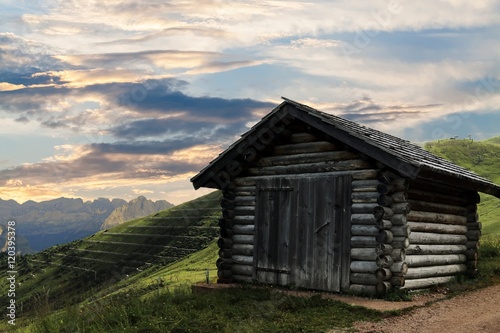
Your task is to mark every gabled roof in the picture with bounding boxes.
[191,97,500,198]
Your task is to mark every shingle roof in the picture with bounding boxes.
[192,97,500,198]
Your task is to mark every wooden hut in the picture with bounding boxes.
[191,97,500,296]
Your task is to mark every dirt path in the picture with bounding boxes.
[354,284,500,333]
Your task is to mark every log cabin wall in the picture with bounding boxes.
[403,179,481,289]
[216,120,381,292]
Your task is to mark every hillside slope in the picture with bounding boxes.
[0,190,221,317]
[425,137,500,235]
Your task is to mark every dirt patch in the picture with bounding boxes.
[354,284,500,333]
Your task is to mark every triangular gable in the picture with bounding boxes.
[191,98,500,198]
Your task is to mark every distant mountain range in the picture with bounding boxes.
[0,196,174,253]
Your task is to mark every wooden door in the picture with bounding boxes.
[254,175,351,292]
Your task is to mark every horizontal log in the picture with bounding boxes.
[352,179,381,191]
[392,203,411,214]
[218,237,233,249]
[218,249,232,258]
[234,196,255,206]
[390,261,408,274]
[349,284,377,296]
[466,230,481,240]
[289,132,319,143]
[408,199,468,216]
[351,214,377,225]
[233,170,378,186]
[234,186,256,194]
[391,225,411,237]
[406,254,466,267]
[376,281,392,294]
[390,214,407,226]
[350,261,379,273]
[402,276,455,290]
[409,179,467,197]
[220,199,235,210]
[232,235,254,245]
[466,241,479,250]
[391,248,406,262]
[217,269,232,279]
[232,275,253,283]
[350,273,378,285]
[247,159,373,176]
[391,192,407,203]
[376,219,392,230]
[219,218,233,229]
[257,150,358,167]
[220,228,233,238]
[392,237,410,249]
[407,188,469,206]
[377,170,403,185]
[409,232,467,245]
[352,203,379,214]
[351,236,378,248]
[377,195,393,206]
[407,210,467,225]
[233,206,255,215]
[405,264,467,279]
[468,212,481,224]
[216,258,232,269]
[467,260,478,271]
[407,222,467,235]
[466,222,482,230]
[232,216,255,225]
[232,244,254,256]
[375,268,393,280]
[231,255,253,265]
[352,225,379,237]
[273,141,337,155]
[377,183,395,195]
[351,248,378,261]
[373,206,394,219]
[376,230,394,244]
[352,192,379,203]
[232,225,254,235]
[232,264,253,276]
[223,191,236,200]
[465,250,478,261]
[391,275,405,287]
[375,243,393,255]
[223,209,235,219]
[376,255,394,268]
[406,244,467,255]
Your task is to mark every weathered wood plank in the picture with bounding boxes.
[406,244,467,255]
[409,232,467,245]
[407,221,467,235]
[405,264,467,279]
[257,151,358,167]
[402,276,455,290]
[350,273,378,285]
[248,159,373,176]
[273,141,337,155]
[407,210,467,225]
[406,254,466,267]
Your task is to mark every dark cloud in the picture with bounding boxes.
[92,138,205,155]
[0,33,71,73]
[0,140,204,186]
[331,96,437,124]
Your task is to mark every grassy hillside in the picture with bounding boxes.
[425,137,500,235]
[0,190,222,321]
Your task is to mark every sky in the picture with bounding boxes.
[1,0,500,205]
